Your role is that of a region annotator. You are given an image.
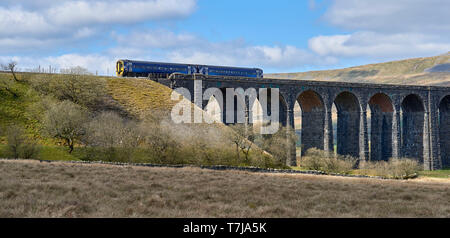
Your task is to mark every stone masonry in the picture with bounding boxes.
[162,74,450,171]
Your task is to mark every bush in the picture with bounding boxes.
[253,126,298,167]
[300,148,357,174]
[82,111,142,162]
[139,119,180,164]
[390,158,421,179]
[359,158,421,179]
[5,125,40,159]
[300,148,327,171]
[21,143,41,159]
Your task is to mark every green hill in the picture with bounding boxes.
[0,72,248,164]
[0,72,193,160]
[267,52,450,86]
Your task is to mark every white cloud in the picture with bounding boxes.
[114,29,200,49]
[323,0,450,34]
[0,0,197,51]
[48,0,197,26]
[310,0,450,61]
[0,7,55,37]
[309,32,450,59]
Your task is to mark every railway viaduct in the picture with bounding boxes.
[160,74,450,171]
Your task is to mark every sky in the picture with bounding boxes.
[0,0,449,75]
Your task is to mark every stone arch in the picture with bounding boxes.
[250,97,264,125]
[401,94,425,163]
[295,90,325,156]
[258,88,288,127]
[203,88,224,123]
[438,95,450,168]
[368,93,394,161]
[334,91,361,157]
[218,87,255,124]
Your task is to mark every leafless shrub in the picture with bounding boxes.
[139,116,180,164]
[83,111,142,162]
[254,126,298,167]
[20,143,41,160]
[360,158,421,179]
[6,126,25,159]
[5,125,40,159]
[389,158,421,179]
[300,148,326,171]
[301,148,357,174]
[60,66,93,75]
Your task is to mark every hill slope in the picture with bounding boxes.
[267,52,450,86]
[0,72,242,163]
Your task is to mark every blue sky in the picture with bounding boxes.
[0,0,449,75]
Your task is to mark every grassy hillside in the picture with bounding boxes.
[0,73,43,143]
[107,77,178,118]
[267,52,450,86]
[1,159,449,218]
[0,73,179,160]
[0,72,177,140]
[0,72,257,166]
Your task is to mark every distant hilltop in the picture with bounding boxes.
[267,52,450,86]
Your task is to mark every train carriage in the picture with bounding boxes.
[116,59,263,78]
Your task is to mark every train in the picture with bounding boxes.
[116,59,263,78]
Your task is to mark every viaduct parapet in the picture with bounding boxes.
[161,74,450,170]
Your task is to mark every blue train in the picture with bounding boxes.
[116,59,263,78]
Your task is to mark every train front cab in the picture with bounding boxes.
[116,60,125,77]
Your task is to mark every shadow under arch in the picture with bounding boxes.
[368,93,394,161]
[295,90,325,157]
[257,88,288,128]
[334,91,361,158]
[401,94,425,163]
[438,95,450,168]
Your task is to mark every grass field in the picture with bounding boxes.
[0,159,449,218]
[419,169,450,179]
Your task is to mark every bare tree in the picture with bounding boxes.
[228,124,255,163]
[60,66,93,75]
[28,74,107,110]
[3,61,19,82]
[42,100,89,153]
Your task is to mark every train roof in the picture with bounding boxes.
[118,59,262,71]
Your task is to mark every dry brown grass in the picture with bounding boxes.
[0,159,449,218]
